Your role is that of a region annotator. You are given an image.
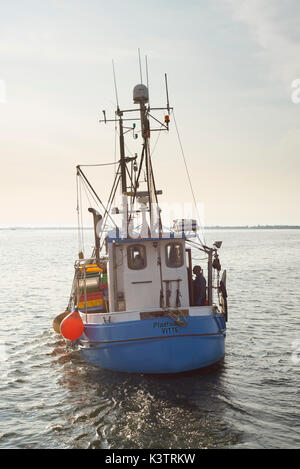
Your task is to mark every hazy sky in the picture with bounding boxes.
[1,0,300,227]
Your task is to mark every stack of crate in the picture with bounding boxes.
[77,265,107,313]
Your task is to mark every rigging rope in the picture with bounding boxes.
[75,164,121,262]
[81,177,93,208]
[77,166,117,227]
[76,174,81,254]
[81,174,101,211]
[114,121,118,176]
[172,110,206,247]
[150,124,164,158]
[79,177,85,254]
[76,174,85,255]
[78,161,120,167]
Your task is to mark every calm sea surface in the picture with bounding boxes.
[0,228,299,449]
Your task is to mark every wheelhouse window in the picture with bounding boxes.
[165,242,184,268]
[127,244,147,270]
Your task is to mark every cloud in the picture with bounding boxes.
[225,0,300,92]
[0,26,131,66]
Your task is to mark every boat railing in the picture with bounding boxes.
[74,257,107,270]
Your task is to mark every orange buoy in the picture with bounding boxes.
[60,310,84,341]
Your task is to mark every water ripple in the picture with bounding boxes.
[0,229,299,448]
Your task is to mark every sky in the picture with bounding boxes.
[0,0,300,227]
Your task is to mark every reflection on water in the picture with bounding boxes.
[51,340,238,449]
[0,229,300,448]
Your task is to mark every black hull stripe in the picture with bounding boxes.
[80,331,225,345]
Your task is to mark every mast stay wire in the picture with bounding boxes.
[80,172,102,212]
[172,110,206,247]
[114,120,118,176]
[76,173,82,254]
[76,166,121,256]
[79,164,120,240]
[81,176,96,209]
[77,166,118,229]
[99,171,121,252]
[114,125,136,158]
[76,174,85,255]
[79,177,85,253]
[78,161,119,167]
[149,123,164,159]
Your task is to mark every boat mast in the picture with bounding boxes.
[134,83,162,235]
[100,75,172,239]
[117,107,127,195]
[140,103,156,208]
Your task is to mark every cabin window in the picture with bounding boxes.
[127,244,147,270]
[165,242,184,268]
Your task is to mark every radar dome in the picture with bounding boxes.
[133,84,149,104]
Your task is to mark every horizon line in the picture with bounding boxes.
[1,224,300,230]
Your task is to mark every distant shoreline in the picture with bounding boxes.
[1,225,300,231]
[206,225,300,230]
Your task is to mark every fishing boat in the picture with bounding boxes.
[54,68,228,374]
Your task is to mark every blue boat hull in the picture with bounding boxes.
[79,314,226,374]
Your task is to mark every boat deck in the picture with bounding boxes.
[79,305,219,324]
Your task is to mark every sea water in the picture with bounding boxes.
[0,228,299,449]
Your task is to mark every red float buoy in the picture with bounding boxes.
[60,310,84,341]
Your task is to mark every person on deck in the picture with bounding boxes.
[193,265,207,306]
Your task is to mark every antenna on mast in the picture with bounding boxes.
[145,55,150,106]
[165,73,170,115]
[138,48,143,84]
[112,59,120,108]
